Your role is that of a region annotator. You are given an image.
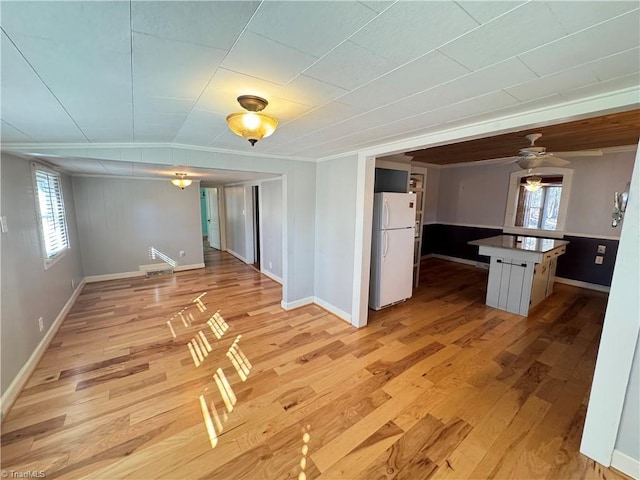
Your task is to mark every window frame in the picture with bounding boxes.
[31,163,70,269]
[503,167,573,239]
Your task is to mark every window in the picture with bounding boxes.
[515,177,563,230]
[503,167,573,237]
[33,165,69,267]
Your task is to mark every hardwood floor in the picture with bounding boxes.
[0,248,630,480]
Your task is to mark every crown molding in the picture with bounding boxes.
[1,141,315,163]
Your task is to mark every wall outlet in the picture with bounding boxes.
[595,256,604,265]
[179,250,185,257]
[71,279,75,289]
[269,261,273,269]
[597,245,606,254]
[38,317,44,332]
[0,215,7,233]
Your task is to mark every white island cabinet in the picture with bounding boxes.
[469,235,569,316]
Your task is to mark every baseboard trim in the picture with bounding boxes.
[174,263,205,272]
[313,297,352,323]
[226,249,249,264]
[261,269,283,284]
[554,277,610,293]
[281,296,314,310]
[611,449,640,479]
[426,253,479,267]
[1,279,86,421]
[85,270,144,283]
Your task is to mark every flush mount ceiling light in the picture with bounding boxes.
[171,173,192,189]
[226,95,278,146]
[524,176,542,192]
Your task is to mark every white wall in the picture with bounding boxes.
[616,335,640,461]
[224,184,248,262]
[435,150,637,236]
[436,161,512,227]
[314,154,359,320]
[261,178,283,280]
[1,153,84,396]
[581,144,640,471]
[564,152,636,237]
[72,176,203,276]
[423,166,440,224]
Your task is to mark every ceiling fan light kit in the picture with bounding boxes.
[226,95,278,146]
[524,176,543,192]
[171,173,192,189]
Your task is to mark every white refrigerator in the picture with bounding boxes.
[369,192,417,310]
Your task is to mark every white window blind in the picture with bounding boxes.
[34,167,69,263]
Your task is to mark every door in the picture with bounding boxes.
[207,188,221,249]
[379,192,416,230]
[377,228,414,308]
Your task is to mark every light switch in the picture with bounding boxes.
[0,216,7,233]
[597,245,606,254]
[595,256,604,265]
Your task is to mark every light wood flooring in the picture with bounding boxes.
[0,248,631,479]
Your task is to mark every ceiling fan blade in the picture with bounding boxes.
[549,150,603,157]
[543,156,570,166]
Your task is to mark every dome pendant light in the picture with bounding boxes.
[171,173,192,189]
[226,95,278,146]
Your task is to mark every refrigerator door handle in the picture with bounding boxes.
[383,231,389,259]
[383,198,389,228]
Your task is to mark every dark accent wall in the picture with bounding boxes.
[422,223,619,287]
[556,235,618,286]
[374,168,408,193]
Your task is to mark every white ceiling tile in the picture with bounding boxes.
[358,2,394,14]
[456,1,526,24]
[264,97,314,123]
[425,90,520,125]
[135,111,188,131]
[1,1,130,54]
[560,73,640,101]
[546,1,638,34]
[83,128,134,143]
[134,97,196,116]
[99,160,134,176]
[247,1,377,57]
[589,48,640,81]
[519,10,640,77]
[273,101,365,140]
[133,33,226,100]
[276,75,349,107]
[440,2,567,71]
[395,57,536,114]
[303,40,401,90]
[0,33,87,142]
[221,31,318,85]
[195,68,282,115]
[131,1,259,50]
[506,64,600,102]
[336,80,407,108]
[377,50,471,94]
[174,109,228,145]
[1,121,32,142]
[349,2,478,64]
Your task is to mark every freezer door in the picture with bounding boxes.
[375,192,417,230]
[374,228,414,309]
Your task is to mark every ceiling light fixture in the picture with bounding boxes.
[524,176,542,192]
[226,95,278,146]
[171,173,192,189]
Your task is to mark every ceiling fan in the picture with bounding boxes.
[512,133,602,170]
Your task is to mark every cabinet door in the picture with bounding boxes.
[531,261,549,308]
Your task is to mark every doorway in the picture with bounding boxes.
[206,188,221,250]
[252,185,260,269]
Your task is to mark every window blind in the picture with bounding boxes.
[35,169,69,259]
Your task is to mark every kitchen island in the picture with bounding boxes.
[469,235,569,316]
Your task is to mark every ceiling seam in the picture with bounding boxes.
[171,2,265,144]
[0,27,90,142]
[1,119,33,140]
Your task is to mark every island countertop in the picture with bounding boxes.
[468,235,569,253]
